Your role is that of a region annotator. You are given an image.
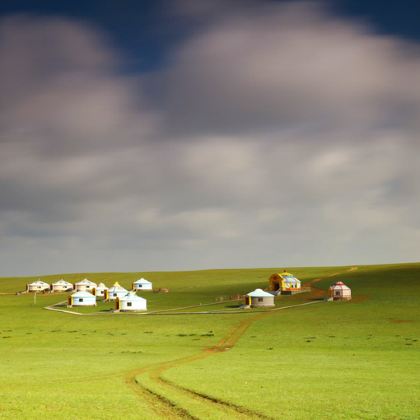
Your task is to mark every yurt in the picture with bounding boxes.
[27,280,50,292]
[268,271,301,294]
[245,289,275,307]
[105,282,128,301]
[51,279,74,292]
[132,278,153,291]
[74,279,97,292]
[67,291,96,307]
[116,291,147,312]
[329,281,352,301]
[93,282,108,298]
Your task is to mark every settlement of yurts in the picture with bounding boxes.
[24,270,351,312]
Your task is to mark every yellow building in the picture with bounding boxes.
[268,271,301,294]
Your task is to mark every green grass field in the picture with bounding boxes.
[0,264,419,419]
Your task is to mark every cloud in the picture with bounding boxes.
[159,1,420,136]
[0,3,420,275]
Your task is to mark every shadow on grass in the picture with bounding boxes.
[53,303,68,308]
[307,297,325,301]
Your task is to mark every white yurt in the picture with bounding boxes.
[68,291,96,307]
[329,281,352,301]
[245,289,275,307]
[93,282,108,297]
[27,280,50,292]
[105,282,128,301]
[51,279,74,292]
[132,278,153,291]
[74,279,97,292]
[116,291,147,312]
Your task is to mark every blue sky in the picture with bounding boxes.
[0,0,419,275]
[2,0,420,72]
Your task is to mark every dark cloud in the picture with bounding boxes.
[157,2,420,136]
[0,2,419,275]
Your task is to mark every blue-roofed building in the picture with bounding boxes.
[269,271,302,294]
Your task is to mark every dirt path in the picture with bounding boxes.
[125,266,358,419]
[126,301,321,419]
[307,266,358,298]
[125,371,197,419]
[44,301,83,315]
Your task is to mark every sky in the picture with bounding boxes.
[1,0,420,276]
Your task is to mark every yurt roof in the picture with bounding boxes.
[247,288,274,298]
[52,279,71,285]
[97,282,108,289]
[71,291,95,298]
[133,278,152,284]
[75,278,96,285]
[108,282,127,292]
[30,280,49,286]
[330,281,350,290]
[120,291,146,301]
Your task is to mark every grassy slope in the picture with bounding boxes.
[163,264,420,419]
[0,264,419,419]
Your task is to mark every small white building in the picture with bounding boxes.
[93,282,108,297]
[245,289,275,307]
[51,279,74,292]
[106,282,128,301]
[329,281,352,301]
[116,291,147,312]
[27,280,50,292]
[74,279,97,292]
[68,291,97,307]
[132,278,153,291]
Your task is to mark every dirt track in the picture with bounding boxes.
[124,266,358,419]
[125,301,320,419]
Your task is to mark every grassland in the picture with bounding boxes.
[0,264,419,419]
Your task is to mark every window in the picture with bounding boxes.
[79,298,83,302]
[127,302,132,307]
[335,291,340,296]
[258,298,263,302]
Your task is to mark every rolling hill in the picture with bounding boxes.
[0,263,419,419]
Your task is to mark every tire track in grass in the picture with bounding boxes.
[125,370,197,419]
[146,369,255,419]
[128,348,270,419]
[147,303,324,419]
[127,267,358,418]
[128,302,321,419]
